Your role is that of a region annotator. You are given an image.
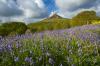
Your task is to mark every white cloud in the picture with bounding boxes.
[17,0,48,18]
[58,8,95,18]
[0,0,48,22]
[0,0,22,17]
[55,0,100,18]
[35,0,45,8]
[56,0,85,11]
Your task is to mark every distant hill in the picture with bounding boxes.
[28,11,100,33]
[71,11,100,26]
[43,13,68,22]
[28,14,71,32]
[47,13,63,19]
[72,11,100,20]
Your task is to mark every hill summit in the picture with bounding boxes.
[48,13,62,19]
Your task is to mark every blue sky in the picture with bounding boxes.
[0,0,100,23]
[43,0,57,13]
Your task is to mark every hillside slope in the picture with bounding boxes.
[28,14,71,32]
[28,11,100,33]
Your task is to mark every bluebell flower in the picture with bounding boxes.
[14,57,19,62]
[25,57,32,63]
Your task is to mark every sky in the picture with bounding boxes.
[0,0,100,23]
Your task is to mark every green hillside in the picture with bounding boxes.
[28,11,100,33]
[71,11,100,26]
[0,18,70,36]
[28,17,71,32]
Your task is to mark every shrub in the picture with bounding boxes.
[0,27,9,36]
[0,22,27,36]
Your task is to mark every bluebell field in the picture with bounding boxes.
[0,24,100,66]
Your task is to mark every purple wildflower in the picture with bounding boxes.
[6,44,12,51]
[14,57,19,62]
[25,57,32,63]
[16,41,21,48]
[0,47,3,52]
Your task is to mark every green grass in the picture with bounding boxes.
[28,18,71,32]
[0,36,100,66]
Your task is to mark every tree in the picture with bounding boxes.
[0,22,27,36]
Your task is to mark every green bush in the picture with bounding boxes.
[0,22,27,36]
[0,27,9,36]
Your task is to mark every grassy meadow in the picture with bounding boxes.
[0,11,100,66]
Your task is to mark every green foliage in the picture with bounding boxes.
[0,22,27,36]
[0,27,9,36]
